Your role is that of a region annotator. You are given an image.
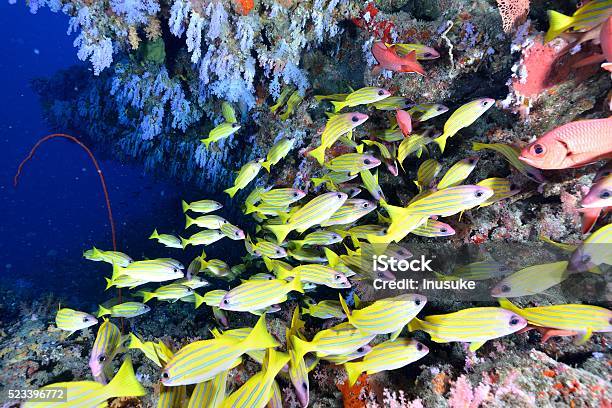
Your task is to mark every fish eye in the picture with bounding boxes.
[501,284,511,293]
[83,316,90,322]
[437,106,445,111]
[533,144,544,155]
[481,100,490,106]
[337,194,343,199]
[187,287,193,292]
[382,228,388,234]
[174,268,178,273]
[415,298,422,306]
[98,355,106,363]
[293,192,299,197]
[609,317,612,325]
[162,372,169,379]
[378,90,385,96]
[424,52,432,57]
[475,191,484,198]
[600,190,610,199]
[232,123,239,128]
[334,274,342,280]
[351,116,359,123]
[363,202,369,208]
[302,382,308,390]
[364,159,371,165]
[510,316,520,325]
[235,231,240,236]
[357,347,364,353]
[416,342,423,351]
[276,250,282,255]
[440,228,447,233]
[223,299,230,304]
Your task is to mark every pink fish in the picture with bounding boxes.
[572,16,612,71]
[519,117,612,169]
[395,109,412,137]
[371,42,426,76]
[578,167,611,232]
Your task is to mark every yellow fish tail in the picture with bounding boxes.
[308,145,327,165]
[266,223,292,244]
[497,298,523,314]
[180,236,190,249]
[181,200,190,213]
[344,361,363,386]
[338,294,355,326]
[290,334,314,361]
[288,272,304,294]
[240,315,279,351]
[102,358,146,400]
[193,292,206,309]
[545,10,574,42]
[141,292,155,303]
[261,160,272,172]
[244,202,257,215]
[201,137,214,149]
[149,229,159,240]
[264,349,289,381]
[185,215,195,229]
[311,177,326,187]
[434,133,449,153]
[407,317,425,332]
[224,186,238,198]
[104,277,114,291]
[97,304,111,318]
[331,100,346,112]
[127,332,142,349]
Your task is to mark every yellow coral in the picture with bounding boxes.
[128,26,140,50]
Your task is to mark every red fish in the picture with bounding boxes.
[519,117,612,169]
[371,42,425,76]
[395,109,412,137]
[572,16,612,71]
[578,164,611,232]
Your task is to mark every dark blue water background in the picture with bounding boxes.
[0,3,221,311]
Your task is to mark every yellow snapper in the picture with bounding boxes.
[224,159,264,198]
[141,284,194,303]
[161,315,279,386]
[261,137,295,172]
[385,43,440,59]
[360,169,385,201]
[266,192,348,243]
[339,293,427,338]
[149,229,182,249]
[279,90,304,120]
[324,153,381,175]
[221,101,237,123]
[291,322,376,360]
[344,338,429,386]
[201,122,241,148]
[112,261,183,284]
[499,298,612,344]
[128,333,173,367]
[185,214,227,229]
[280,264,351,289]
[220,222,246,240]
[270,86,295,113]
[187,370,229,408]
[436,156,479,189]
[83,247,133,267]
[414,159,442,191]
[96,301,150,318]
[397,133,434,170]
[302,298,346,319]
[89,319,125,383]
[436,260,511,281]
[408,103,449,121]
[490,261,574,298]
[472,142,545,182]
[406,185,493,217]
[434,98,495,153]
[569,223,612,272]
[476,177,521,207]
[368,96,412,110]
[221,349,290,408]
[55,308,97,335]
[331,86,391,112]
[180,229,225,248]
[320,198,377,226]
[412,218,455,237]
[23,358,145,408]
[321,344,373,364]
[181,199,223,214]
[219,274,304,312]
[408,307,527,351]
[290,230,343,249]
[260,188,306,206]
[545,0,612,41]
[308,112,369,164]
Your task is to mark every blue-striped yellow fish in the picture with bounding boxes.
[436,260,511,281]
[321,199,376,226]
[221,222,245,240]
[245,201,290,217]
[311,171,358,189]
[408,307,527,351]
[222,349,290,408]
[55,308,97,335]
[24,358,145,408]
[185,214,227,229]
[291,322,376,360]
[344,338,429,386]
[187,370,229,408]
[288,247,326,263]
[545,0,612,42]
[180,229,225,248]
[437,157,479,189]
[412,218,455,237]
[219,274,304,312]
[476,177,520,207]
[368,96,411,110]
[158,384,186,408]
[97,302,149,318]
[308,113,369,164]
[128,333,173,367]
[321,344,372,364]
[397,133,433,170]
[142,284,194,303]
[201,122,241,148]
[84,247,133,267]
[498,298,612,344]
[260,188,306,205]
[569,223,612,272]
[491,261,572,298]
[472,142,545,182]
[360,169,385,201]
[112,262,183,284]
[250,238,287,258]
[271,86,295,113]
[331,87,391,112]
[162,315,279,386]
[303,298,346,319]
[89,319,125,383]
[325,153,381,175]
[385,43,440,59]
[221,101,236,123]
[279,91,303,120]
[405,185,493,216]
[175,276,209,289]
[149,229,182,249]
[201,258,232,278]
[281,264,351,289]
[408,103,449,121]
[266,192,348,243]
[262,138,295,172]
[414,159,442,191]
[291,230,343,249]
[434,98,495,152]
[104,274,147,290]
[182,199,223,214]
[340,293,426,338]
[224,159,264,198]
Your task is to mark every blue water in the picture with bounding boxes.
[0,3,194,308]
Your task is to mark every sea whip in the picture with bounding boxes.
[14,133,123,326]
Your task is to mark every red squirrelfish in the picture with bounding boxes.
[519,117,612,169]
[371,42,426,76]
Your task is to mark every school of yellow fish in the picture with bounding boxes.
[38,12,612,406]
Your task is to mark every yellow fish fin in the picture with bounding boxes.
[469,341,485,352]
[575,328,593,345]
[545,10,574,42]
